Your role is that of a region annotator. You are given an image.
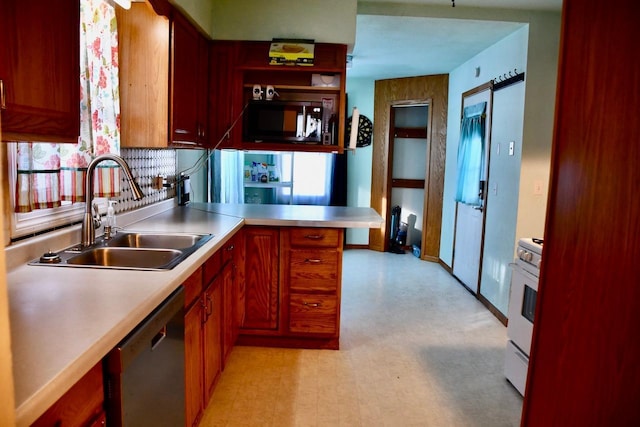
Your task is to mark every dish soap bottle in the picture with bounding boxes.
[105,200,117,238]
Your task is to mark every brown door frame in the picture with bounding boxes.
[369,74,448,261]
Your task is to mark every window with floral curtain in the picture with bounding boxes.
[15,0,121,213]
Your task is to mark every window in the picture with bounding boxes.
[287,152,334,205]
[8,0,121,240]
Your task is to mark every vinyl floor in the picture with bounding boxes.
[200,249,523,427]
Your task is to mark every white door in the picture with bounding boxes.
[453,202,484,293]
[452,85,492,294]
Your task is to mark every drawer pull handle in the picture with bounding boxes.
[303,301,322,308]
[304,258,322,264]
[304,234,323,240]
[0,80,5,110]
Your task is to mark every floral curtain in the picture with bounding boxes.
[455,102,487,206]
[15,0,121,213]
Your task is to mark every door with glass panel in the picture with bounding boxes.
[452,83,492,294]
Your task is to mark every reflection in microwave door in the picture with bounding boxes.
[305,117,320,138]
[296,114,304,138]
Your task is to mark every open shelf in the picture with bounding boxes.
[243,83,340,93]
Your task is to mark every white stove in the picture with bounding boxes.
[505,238,543,396]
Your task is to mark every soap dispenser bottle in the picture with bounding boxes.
[105,200,117,238]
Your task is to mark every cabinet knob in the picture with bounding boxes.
[304,258,322,264]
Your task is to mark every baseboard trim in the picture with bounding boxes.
[344,244,369,250]
[478,293,508,326]
[438,258,453,274]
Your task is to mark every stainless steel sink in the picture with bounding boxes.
[66,247,184,269]
[105,232,208,250]
[28,231,214,271]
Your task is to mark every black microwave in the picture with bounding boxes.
[243,100,325,143]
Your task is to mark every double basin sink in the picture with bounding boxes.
[30,231,213,271]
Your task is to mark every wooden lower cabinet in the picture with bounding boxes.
[221,261,232,362]
[31,362,106,427]
[241,226,280,331]
[283,227,343,347]
[202,277,222,403]
[184,293,204,427]
[184,251,222,427]
[238,226,343,349]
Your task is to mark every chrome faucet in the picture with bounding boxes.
[81,154,144,247]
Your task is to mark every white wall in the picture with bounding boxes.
[439,15,560,315]
[440,12,560,269]
[345,78,375,245]
[170,0,213,36]
[441,26,529,267]
[209,0,357,47]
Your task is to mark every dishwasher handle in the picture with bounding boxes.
[150,326,167,350]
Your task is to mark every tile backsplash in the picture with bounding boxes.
[114,148,177,213]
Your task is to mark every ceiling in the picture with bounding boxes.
[348,0,562,80]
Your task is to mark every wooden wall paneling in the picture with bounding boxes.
[369,74,448,260]
[522,0,640,425]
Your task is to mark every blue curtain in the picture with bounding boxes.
[213,149,244,203]
[455,102,487,206]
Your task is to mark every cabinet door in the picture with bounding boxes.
[184,300,204,427]
[209,41,239,149]
[222,261,234,366]
[242,226,279,330]
[232,229,246,340]
[0,0,79,143]
[202,277,222,404]
[196,36,209,145]
[32,362,104,427]
[171,11,208,146]
[170,11,197,143]
[117,2,169,148]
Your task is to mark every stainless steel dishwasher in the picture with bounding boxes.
[105,287,185,427]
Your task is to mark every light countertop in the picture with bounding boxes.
[188,203,385,228]
[7,202,382,426]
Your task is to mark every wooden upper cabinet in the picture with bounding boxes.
[170,11,209,147]
[0,0,80,143]
[117,1,170,148]
[209,41,239,149]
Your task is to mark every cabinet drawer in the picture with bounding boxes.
[289,294,338,335]
[183,267,203,308]
[221,239,235,266]
[289,228,341,248]
[203,250,222,285]
[289,249,339,293]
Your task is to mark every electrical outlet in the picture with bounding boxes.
[153,175,166,190]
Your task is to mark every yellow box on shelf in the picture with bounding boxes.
[269,39,315,66]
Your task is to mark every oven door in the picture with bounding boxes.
[507,265,538,355]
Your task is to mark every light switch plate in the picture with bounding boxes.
[509,141,515,156]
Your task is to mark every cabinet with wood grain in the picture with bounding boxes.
[0,0,80,143]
